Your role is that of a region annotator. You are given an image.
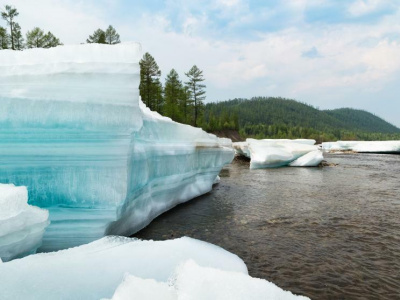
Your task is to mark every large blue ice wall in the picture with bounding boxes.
[0,44,234,251]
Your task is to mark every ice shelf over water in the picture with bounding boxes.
[0,184,49,262]
[233,139,323,169]
[0,44,234,251]
[322,141,400,153]
[0,236,309,300]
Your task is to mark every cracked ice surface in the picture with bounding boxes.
[233,139,323,169]
[0,44,234,251]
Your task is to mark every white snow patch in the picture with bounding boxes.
[108,260,309,300]
[0,236,247,300]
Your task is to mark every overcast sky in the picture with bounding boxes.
[3,0,400,126]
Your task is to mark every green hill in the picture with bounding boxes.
[325,108,399,134]
[204,97,400,142]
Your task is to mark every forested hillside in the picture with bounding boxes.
[204,97,400,142]
[325,108,399,133]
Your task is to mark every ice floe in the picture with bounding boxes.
[233,139,323,169]
[322,141,400,153]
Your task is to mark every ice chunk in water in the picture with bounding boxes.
[234,139,323,168]
[322,141,400,153]
[289,150,324,167]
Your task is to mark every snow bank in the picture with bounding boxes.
[233,139,323,169]
[0,236,245,299]
[322,141,400,153]
[0,44,234,251]
[108,260,309,300]
[0,236,308,300]
[0,184,49,262]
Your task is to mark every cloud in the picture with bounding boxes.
[347,0,393,17]
[5,0,113,44]
[2,0,400,126]
[302,46,321,58]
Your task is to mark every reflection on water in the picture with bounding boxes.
[135,153,400,299]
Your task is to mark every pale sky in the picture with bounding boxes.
[2,0,400,126]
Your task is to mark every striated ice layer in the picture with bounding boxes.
[322,140,400,153]
[106,102,234,237]
[0,236,308,300]
[0,44,234,251]
[233,139,323,169]
[108,260,309,300]
[0,184,49,262]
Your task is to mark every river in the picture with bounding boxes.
[135,153,400,299]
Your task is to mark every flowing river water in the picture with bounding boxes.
[134,153,400,299]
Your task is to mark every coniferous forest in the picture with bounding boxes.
[204,97,400,142]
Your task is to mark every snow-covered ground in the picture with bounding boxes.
[0,184,49,262]
[233,139,323,169]
[322,141,400,153]
[0,236,308,300]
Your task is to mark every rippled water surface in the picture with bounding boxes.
[135,153,400,299]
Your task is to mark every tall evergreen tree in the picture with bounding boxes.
[139,52,162,112]
[86,29,106,44]
[164,69,184,122]
[12,23,23,50]
[1,5,19,50]
[185,65,206,127]
[105,25,120,44]
[0,26,8,49]
[26,27,45,48]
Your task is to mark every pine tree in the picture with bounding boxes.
[43,31,62,48]
[139,52,162,112]
[0,26,8,49]
[105,25,120,44]
[86,29,106,44]
[12,23,23,50]
[1,5,19,50]
[164,69,184,122]
[26,27,45,48]
[185,65,206,127]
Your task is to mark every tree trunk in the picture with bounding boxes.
[10,20,14,50]
[193,85,197,127]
